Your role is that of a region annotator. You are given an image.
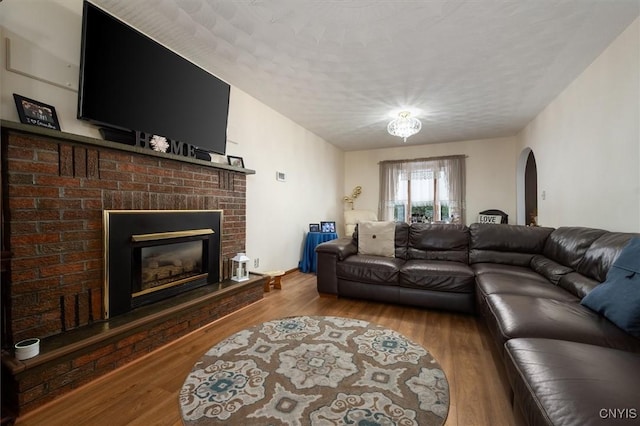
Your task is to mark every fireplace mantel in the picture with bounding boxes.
[0,120,256,175]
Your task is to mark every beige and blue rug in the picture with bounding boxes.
[179,315,449,425]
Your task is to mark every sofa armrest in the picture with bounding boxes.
[316,252,339,295]
[316,238,357,296]
[315,237,357,261]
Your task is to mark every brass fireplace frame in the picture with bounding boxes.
[103,210,223,319]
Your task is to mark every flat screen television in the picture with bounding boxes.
[77,1,230,157]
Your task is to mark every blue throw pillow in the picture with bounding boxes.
[581,237,640,338]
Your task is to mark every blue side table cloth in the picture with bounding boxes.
[299,232,338,273]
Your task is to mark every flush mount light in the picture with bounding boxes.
[387,111,422,142]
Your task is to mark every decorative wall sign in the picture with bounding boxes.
[478,214,503,224]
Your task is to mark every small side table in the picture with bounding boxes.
[263,270,284,292]
[299,232,338,273]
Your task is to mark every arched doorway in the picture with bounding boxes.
[524,151,538,225]
[517,148,538,225]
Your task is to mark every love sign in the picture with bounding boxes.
[478,214,503,224]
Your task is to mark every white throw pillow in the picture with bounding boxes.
[357,221,395,257]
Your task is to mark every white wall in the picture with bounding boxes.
[518,17,640,232]
[227,90,344,272]
[344,136,517,226]
[0,0,344,272]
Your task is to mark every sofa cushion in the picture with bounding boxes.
[469,223,553,266]
[484,294,640,352]
[400,260,474,293]
[530,255,573,285]
[476,273,578,302]
[577,232,640,282]
[336,254,404,285]
[581,238,640,338]
[504,338,640,426]
[407,223,469,263]
[542,227,607,269]
[472,263,545,279]
[558,272,601,299]
[357,221,395,257]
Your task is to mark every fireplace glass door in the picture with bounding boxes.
[135,240,206,297]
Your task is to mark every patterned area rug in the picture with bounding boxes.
[179,316,449,425]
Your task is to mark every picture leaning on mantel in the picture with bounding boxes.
[227,155,245,168]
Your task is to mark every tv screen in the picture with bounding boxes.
[77,1,230,156]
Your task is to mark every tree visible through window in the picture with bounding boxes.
[379,156,465,224]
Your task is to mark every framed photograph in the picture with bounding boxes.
[309,223,320,232]
[227,155,245,168]
[13,94,61,131]
[321,221,336,233]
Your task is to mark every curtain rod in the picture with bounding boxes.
[378,154,467,165]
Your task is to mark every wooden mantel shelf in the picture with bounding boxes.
[0,120,255,175]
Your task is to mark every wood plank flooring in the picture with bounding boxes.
[16,271,515,426]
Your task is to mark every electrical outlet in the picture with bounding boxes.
[254,258,259,268]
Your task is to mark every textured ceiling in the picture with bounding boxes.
[92,0,639,151]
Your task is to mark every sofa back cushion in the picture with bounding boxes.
[407,223,469,263]
[576,232,640,282]
[469,223,553,266]
[530,255,574,285]
[394,222,410,259]
[558,272,600,299]
[542,227,607,269]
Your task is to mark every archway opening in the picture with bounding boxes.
[517,148,538,225]
[524,151,538,225]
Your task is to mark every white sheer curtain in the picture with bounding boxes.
[378,156,466,224]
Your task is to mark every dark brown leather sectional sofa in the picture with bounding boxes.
[316,223,640,426]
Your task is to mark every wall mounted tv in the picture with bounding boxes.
[77,1,230,158]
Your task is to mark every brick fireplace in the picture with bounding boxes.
[0,121,264,415]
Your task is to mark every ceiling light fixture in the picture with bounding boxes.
[387,111,422,142]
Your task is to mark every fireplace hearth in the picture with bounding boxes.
[104,210,222,318]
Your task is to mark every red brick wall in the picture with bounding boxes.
[3,129,247,344]
[8,282,263,414]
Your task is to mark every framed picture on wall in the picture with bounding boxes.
[13,94,61,131]
[321,221,336,233]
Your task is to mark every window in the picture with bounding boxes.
[379,156,465,224]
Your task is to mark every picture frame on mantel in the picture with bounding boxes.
[227,155,245,168]
[13,93,61,131]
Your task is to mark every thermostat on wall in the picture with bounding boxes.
[276,171,286,182]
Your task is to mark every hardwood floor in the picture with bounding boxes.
[16,271,515,426]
